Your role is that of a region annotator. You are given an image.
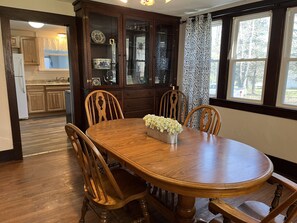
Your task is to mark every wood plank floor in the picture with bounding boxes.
[19,115,71,156]
[0,149,292,223]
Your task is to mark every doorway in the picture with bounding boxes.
[0,6,80,162]
[10,20,72,157]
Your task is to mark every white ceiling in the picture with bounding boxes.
[86,0,262,18]
[10,0,262,32]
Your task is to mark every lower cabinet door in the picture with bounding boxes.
[27,91,46,113]
[46,91,65,111]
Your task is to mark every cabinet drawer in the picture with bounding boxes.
[124,97,154,112]
[26,85,45,92]
[124,89,154,99]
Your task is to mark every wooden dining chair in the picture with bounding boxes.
[208,172,297,223]
[65,123,150,223]
[84,90,124,127]
[159,89,188,124]
[184,105,221,135]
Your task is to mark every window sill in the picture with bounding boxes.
[210,98,297,121]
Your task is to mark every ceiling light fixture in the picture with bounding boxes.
[139,0,172,6]
[28,21,44,29]
[58,33,67,38]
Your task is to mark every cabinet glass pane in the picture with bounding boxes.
[125,19,150,85]
[89,13,118,86]
[155,24,174,84]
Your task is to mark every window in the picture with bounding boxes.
[210,20,222,97]
[38,36,69,71]
[227,12,272,103]
[277,7,297,109]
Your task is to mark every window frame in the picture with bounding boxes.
[209,0,297,121]
[277,7,297,110]
[227,11,272,104]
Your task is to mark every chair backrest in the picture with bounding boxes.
[85,90,124,127]
[65,123,125,203]
[159,89,187,124]
[183,105,221,135]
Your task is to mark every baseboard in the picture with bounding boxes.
[267,155,297,182]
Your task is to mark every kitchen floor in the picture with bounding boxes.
[20,115,71,156]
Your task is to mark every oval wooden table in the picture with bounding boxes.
[86,118,273,223]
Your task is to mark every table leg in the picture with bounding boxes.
[175,195,196,223]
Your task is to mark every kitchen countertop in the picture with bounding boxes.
[26,80,70,86]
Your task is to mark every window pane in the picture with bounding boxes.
[210,21,222,96]
[236,16,270,59]
[290,14,297,58]
[231,61,265,100]
[284,62,297,105]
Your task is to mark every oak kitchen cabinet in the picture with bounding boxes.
[26,85,46,113]
[26,84,70,115]
[20,37,39,65]
[73,0,180,126]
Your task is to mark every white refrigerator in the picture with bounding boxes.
[13,53,29,119]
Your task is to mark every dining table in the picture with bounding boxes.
[86,118,273,223]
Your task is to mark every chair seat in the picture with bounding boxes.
[210,201,285,223]
[237,201,285,223]
[86,168,147,210]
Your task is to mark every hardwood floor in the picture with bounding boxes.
[19,115,71,156]
[0,148,291,223]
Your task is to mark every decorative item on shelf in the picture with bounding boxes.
[91,30,106,44]
[93,58,111,69]
[92,77,101,86]
[143,114,183,144]
[104,70,115,84]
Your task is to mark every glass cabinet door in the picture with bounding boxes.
[89,13,119,87]
[125,19,150,85]
[155,24,175,85]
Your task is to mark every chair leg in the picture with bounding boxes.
[139,199,150,223]
[79,197,89,223]
[99,209,108,223]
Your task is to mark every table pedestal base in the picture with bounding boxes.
[176,195,196,223]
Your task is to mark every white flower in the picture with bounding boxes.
[143,114,183,135]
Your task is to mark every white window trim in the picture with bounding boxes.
[227,11,272,104]
[277,7,297,110]
[210,19,222,98]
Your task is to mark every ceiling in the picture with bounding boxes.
[10,20,66,33]
[10,0,262,33]
[82,0,262,18]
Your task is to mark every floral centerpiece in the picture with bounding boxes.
[143,114,183,144]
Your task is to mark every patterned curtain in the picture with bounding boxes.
[182,14,212,125]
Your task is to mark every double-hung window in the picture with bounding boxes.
[277,7,297,109]
[210,20,222,97]
[227,12,272,103]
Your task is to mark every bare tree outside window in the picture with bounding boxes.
[228,12,271,102]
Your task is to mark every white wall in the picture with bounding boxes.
[177,23,297,164]
[0,21,13,151]
[215,107,297,164]
[0,0,74,16]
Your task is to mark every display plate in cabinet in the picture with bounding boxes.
[91,30,106,44]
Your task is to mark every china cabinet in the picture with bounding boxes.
[73,0,179,121]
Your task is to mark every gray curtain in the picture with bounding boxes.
[182,14,212,119]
